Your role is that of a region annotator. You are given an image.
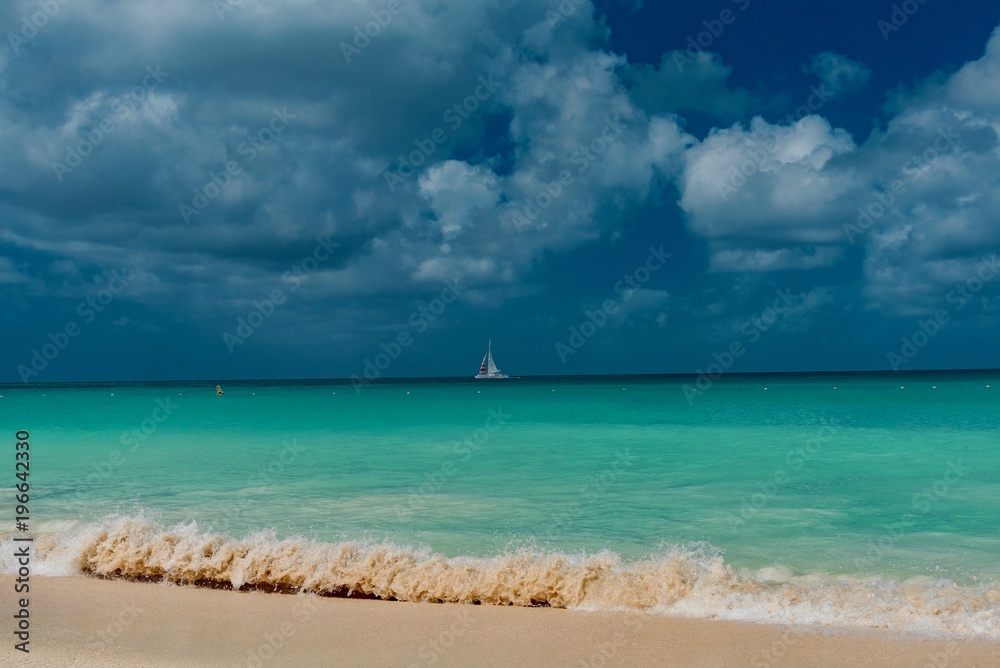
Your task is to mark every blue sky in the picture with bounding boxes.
[3,0,1000,382]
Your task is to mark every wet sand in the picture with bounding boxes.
[7,575,999,667]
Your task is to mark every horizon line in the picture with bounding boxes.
[2,367,999,386]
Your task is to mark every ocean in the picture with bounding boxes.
[2,371,998,638]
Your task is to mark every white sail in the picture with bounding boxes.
[487,340,499,374]
[475,339,508,379]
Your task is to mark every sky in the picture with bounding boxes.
[2,0,1000,382]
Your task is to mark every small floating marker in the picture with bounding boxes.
[833,386,837,390]
[900,386,904,389]
[932,386,936,389]
[763,387,768,390]
[406,391,410,394]
[477,390,481,394]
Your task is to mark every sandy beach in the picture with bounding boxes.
[6,575,997,667]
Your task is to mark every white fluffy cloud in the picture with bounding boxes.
[484,46,693,257]
[419,160,500,240]
[855,27,1000,313]
[679,115,856,270]
[676,24,1000,316]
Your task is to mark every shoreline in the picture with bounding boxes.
[8,575,999,667]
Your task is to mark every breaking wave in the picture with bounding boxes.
[3,515,998,639]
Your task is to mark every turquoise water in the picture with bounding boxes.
[2,372,999,635]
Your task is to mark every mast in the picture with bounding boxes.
[486,339,499,374]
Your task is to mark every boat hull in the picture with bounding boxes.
[474,373,509,379]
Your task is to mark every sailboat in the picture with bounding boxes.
[475,339,509,379]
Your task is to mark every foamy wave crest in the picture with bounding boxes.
[3,516,998,638]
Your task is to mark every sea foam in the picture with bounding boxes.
[3,515,998,639]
